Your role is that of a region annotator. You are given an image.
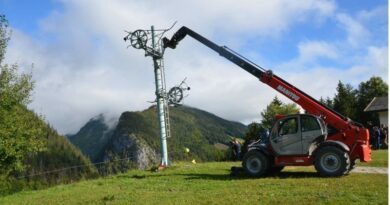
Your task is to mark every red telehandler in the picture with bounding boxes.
[162,26,371,177]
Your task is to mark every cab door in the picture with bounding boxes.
[270,116,303,155]
[300,115,325,154]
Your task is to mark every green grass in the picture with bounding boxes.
[0,150,387,204]
[356,149,388,167]
[0,161,387,205]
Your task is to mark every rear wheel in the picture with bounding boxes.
[314,146,350,177]
[242,150,270,177]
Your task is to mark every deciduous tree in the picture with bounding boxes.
[0,15,45,175]
[260,96,300,129]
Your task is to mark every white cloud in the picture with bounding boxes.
[4,0,387,135]
[276,43,388,103]
[336,13,370,47]
[298,41,338,63]
[357,5,387,22]
[365,46,388,80]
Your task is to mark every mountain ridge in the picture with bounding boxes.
[69,105,247,170]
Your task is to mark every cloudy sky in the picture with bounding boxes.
[1,0,388,134]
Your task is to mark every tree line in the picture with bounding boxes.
[320,77,387,127]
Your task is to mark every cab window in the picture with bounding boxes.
[301,116,320,132]
[278,117,298,135]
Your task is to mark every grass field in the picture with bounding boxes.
[356,149,388,167]
[0,150,387,205]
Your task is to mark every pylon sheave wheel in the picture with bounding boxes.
[130,30,148,49]
[314,146,350,177]
[242,150,270,177]
[168,86,183,105]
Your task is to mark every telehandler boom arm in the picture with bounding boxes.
[162,26,370,162]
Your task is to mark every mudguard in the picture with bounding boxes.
[313,140,350,156]
[247,141,270,156]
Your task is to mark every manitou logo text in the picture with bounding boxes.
[277,85,300,101]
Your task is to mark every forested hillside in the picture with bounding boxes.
[68,114,115,162]
[0,69,98,195]
[7,110,98,189]
[0,15,97,195]
[69,105,247,171]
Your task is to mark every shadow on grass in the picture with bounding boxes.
[116,173,175,179]
[178,170,320,181]
[115,168,321,181]
[116,174,160,179]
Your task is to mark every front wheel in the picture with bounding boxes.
[314,146,350,177]
[242,150,270,177]
[349,159,356,171]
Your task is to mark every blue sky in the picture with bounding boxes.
[1,0,60,33]
[2,0,387,67]
[1,0,388,134]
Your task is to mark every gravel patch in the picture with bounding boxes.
[351,166,388,174]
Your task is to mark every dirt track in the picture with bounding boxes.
[351,166,388,174]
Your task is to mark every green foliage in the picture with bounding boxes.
[320,76,388,125]
[333,81,358,120]
[98,151,135,176]
[0,14,11,64]
[241,97,299,154]
[0,15,45,175]
[0,65,46,175]
[319,96,333,108]
[68,114,113,162]
[260,96,300,129]
[25,125,98,180]
[0,15,97,195]
[0,108,98,195]
[356,76,388,125]
[130,106,246,162]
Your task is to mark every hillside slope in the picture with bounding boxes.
[20,109,98,181]
[69,106,247,169]
[1,107,98,195]
[68,114,114,162]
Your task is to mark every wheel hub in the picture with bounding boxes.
[247,157,262,173]
[321,153,341,172]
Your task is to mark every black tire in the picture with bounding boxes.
[348,159,356,172]
[314,146,350,177]
[242,150,270,177]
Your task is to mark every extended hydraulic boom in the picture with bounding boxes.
[163,26,371,177]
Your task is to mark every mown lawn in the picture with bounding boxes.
[356,149,388,167]
[0,159,387,205]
